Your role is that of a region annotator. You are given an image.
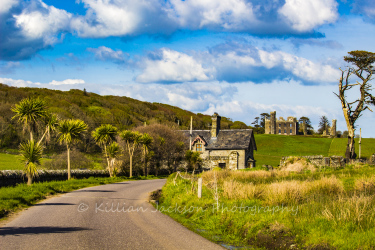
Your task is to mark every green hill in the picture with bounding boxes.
[0,84,239,149]
[254,134,375,166]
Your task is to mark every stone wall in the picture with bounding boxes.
[205,149,246,170]
[280,155,346,167]
[0,169,109,187]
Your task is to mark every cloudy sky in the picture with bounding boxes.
[0,0,374,137]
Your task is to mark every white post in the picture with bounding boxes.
[189,116,193,150]
[359,128,362,159]
[198,178,202,198]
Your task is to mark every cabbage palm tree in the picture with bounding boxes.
[12,97,48,141]
[38,113,59,145]
[57,119,88,180]
[139,133,153,176]
[19,140,43,185]
[107,142,121,177]
[120,130,142,178]
[92,124,118,171]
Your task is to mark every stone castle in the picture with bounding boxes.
[265,111,299,135]
[265,111,337,137]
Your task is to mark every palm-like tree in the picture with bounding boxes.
[38,113,59,145]
[19,140,43,185]
[139,133,153,176]
[107,142,121,177]
[57,119,88,180]
[12,97,48,141]
[92,124,118,171]
[120,130,142,178]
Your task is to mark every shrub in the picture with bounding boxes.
[42,150,97,170]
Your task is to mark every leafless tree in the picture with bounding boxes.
[335,50,375,159]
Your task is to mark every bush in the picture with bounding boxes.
[42,150,97,170]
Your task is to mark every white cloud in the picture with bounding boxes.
[136,48,214,83]
[71,0,174,37]
[278,0,338,32]
[14,1,71,45]
[0,77,84,87]
[208,44,340,83]
[87,46,127,63]
[49,79,85,85]
[0,0,19,15]
[169,0,257,30]
[0,77,39,87]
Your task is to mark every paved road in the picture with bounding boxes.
[0,179,223,250]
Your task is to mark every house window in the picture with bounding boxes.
[278,129,281,134]
[279,124,281,127]
[219,163,226,169]
[196,143,202,152]
[290,124,292,127]
[290,129,292,133]
[284,129,286,133]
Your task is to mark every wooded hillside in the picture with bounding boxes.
[0,84,244,150]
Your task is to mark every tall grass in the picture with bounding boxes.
[159,166,375,249]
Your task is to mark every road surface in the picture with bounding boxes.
[0,179,223,249]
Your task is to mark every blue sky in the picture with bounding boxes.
[1,0,374,137]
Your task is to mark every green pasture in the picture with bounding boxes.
[254,134,375,167]
[0,153,52,170]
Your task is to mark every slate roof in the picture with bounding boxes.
[181,129,257,150]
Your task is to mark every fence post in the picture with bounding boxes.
[198,178,202,198]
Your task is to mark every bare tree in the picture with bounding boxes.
[335,50,375,159]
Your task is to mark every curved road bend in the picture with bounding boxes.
[1,179,223,250]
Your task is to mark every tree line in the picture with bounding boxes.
[11,97,196,185]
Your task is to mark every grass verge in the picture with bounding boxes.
[157,166,375,249]
[0,175,165,220]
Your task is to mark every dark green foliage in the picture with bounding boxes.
[42,150,96,170]
[0,84,240,151]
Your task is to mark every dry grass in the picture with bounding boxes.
[281,157,316,172]
[322,194,375,229]
[202,169,290,185]
[220,173,344,205]
[223,180,264,200]
[354,177,375,194]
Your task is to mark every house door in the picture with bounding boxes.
[218,163,226,169]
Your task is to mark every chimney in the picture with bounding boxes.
[211,113,221,138]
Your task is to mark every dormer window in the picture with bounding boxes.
[196,143,202,152]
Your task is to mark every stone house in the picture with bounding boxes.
[181,113,257,170]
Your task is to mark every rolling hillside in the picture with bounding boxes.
[0,83,241,149]
[254,134,375,166]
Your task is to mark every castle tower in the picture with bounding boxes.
[331,119,337,137]
[270,111,276,134]
[303,121,307,135]
[211,113,221,138]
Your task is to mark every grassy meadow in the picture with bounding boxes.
[254,135,375,167]
[158,166,375,249]
[0,153,52,170]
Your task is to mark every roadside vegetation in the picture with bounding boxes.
[157,165,375,249]
[0,175,164,220]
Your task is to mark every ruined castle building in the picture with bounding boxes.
[265,111,299,135]
[182,113,257,170]
[330,119,337,137]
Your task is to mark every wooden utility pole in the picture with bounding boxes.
[359,128,362,159]
[189,116,192,150]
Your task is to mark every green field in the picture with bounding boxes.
[0,153,53,170]
[254,134,375,167]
